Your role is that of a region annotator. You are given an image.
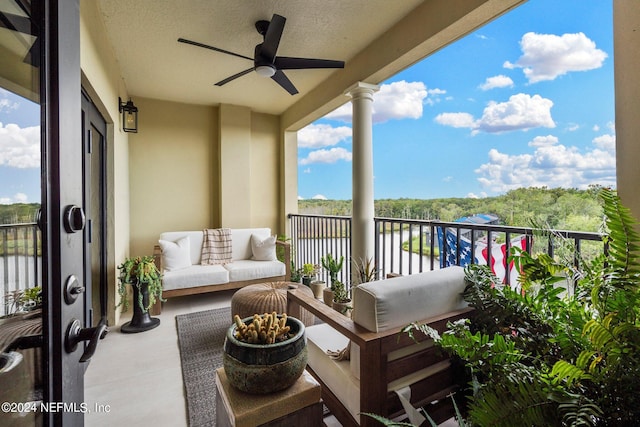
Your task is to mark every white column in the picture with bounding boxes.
[346,82,379,280]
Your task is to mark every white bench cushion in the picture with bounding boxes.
[223,260,285,282]
[161,264,228,291]
[306,323,361,423]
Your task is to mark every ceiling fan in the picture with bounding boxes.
[178,14,345,95]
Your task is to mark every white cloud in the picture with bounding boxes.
[505,32,607,83]
[326,81,429,123]
[0,122,40,168]
[303,168,311,174]
[13,193,27,203]
[435,112,476,128]
[442,176,453,182]
[479,75,514,91]
[312,194,327,200]
[298,195,304,200]
[466,192,487,199]
[528,135,558,147]
[566,123,580,132]
[298,124,351,148]
[0,193,29,204]
[592,124,600,132]
[475,134,616,193]
[592,134,615,151]
[0,98,19,113]
[299,147,352,165]
[436,93,555,134]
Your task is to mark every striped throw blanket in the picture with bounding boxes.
[201,228,232,265]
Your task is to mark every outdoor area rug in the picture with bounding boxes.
[175,306,231,427]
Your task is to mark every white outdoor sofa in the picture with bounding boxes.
[152,228,290,314]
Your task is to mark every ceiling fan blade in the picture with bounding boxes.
[274,57,345,70]
[215,67,255,86]
[260,14,286,61]
[271,70,298,95]
[178,38,253,61]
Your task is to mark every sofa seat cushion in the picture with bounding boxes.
[306,324,360,423]
[223,260,285,282]
[161,264,229,291]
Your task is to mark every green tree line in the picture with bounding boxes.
[299,186,605,232]
[0,203,40,225]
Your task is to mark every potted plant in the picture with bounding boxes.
[321,253,344,305]
[331,280,351,316]
[289,262,303,283]
[117,255,164,333]
[353,257,378,285]
[0,286,42,325]
[301,263,318,286]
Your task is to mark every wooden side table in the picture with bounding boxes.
[216,367,323,427]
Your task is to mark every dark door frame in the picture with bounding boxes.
[41,0,91,425]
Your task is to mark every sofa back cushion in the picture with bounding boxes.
[159,228,273,265]
[230,228,271,261]
[352,266,467,333]
[159,231,205,265]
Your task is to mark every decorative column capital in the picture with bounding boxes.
[345,82,380,99]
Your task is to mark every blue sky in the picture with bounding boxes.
[298,0,615,201]
[0,88,40,204]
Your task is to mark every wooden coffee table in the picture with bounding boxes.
[215,367,322,427]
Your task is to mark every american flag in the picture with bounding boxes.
[437,227,527,287]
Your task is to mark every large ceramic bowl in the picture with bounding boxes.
[222,315,307,394]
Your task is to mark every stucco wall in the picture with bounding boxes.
[614,0,640,221]
[128,98,218,257]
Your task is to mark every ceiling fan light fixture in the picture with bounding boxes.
[255,64,276,77]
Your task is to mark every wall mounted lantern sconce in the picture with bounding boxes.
[119,97,138,133]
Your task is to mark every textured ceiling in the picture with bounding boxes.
[97,0,423,115]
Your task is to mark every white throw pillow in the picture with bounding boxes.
[251,234,277,261]
[159,236,192,271]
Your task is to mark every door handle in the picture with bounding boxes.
[64,319,109,362]
[63,205,86,233]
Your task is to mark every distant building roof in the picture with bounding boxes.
[454,213,499,225]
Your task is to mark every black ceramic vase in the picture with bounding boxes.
[121,283,160,333]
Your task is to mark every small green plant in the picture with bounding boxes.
[353,257,378,284]
[2,286,42,316]
[117,256,164,313]
[302,263,317,277]
[290,261,302,282]
[331,280,349,303]
[321,253,344,284]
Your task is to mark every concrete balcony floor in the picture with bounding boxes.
[84,290,344,426]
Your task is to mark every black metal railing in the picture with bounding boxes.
[288,214,351,285]
[1,222,42,316]
[289,214,604,292]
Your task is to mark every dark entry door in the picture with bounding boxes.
[81,91,108,329]
[42,1,107,425]
[0,1,105,426]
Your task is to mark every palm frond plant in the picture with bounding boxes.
[404,188,640,427]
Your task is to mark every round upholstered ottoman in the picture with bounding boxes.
[231,282,315,326]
